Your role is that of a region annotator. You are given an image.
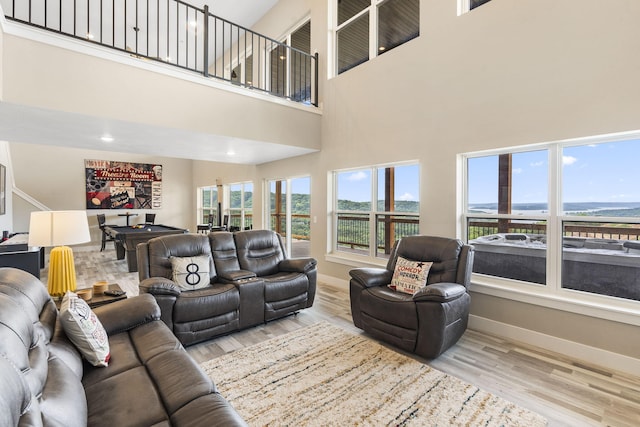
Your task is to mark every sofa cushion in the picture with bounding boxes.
[173,284,240,323]
[59,292,110,367]
[389,257,432,295]
[171,255,211,290]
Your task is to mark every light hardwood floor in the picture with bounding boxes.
[51,244,640,427]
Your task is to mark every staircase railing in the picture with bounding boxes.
[1,0,318,106]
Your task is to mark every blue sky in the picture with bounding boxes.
[468,139,640,205]
[337,164,420,203]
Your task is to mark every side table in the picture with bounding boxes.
[88,283,127,308]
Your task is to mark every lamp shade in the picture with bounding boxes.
[28,211,91,247]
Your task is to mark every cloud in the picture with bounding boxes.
[530,161,544,167]
[562,155,578,165]
[347,171,368,181]
[513,168,523,174]
[397,192,415,201]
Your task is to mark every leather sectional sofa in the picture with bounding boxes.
[137,229,317,346]
[0,267,246,427]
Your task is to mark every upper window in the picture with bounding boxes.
[463,133,640,305]
[332,162,420,261]
[458,0,493,15]
[334,0,419,75]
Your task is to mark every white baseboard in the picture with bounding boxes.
[469,314,640,377]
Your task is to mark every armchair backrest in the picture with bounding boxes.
[137,234,216,282]
[234,230,286,276]
[386,235,474,288]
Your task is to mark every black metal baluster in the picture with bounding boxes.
[203,5,208,76]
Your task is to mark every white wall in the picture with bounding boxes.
[9,143,194,243]
[252,0,640,363]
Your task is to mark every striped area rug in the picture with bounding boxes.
[200,322,547,426]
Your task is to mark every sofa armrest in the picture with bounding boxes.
[93,294,161,335]
[139,277,181,297]
[349,268,392,288]
[279,257,317,273]
[218,270,257,282]
[412,283,466,303]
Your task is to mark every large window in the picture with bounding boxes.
[227,182,253,231]
[332,163,420,260]
[463,133,640,305]
[334,0,419,75]
[270,20,313,103]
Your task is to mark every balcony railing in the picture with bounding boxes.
[2,0,318,106]
[468,219,640,241]
[337,213,420,256]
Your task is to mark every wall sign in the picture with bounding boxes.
[85,159,162,209]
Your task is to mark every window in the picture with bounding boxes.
[463,133,640,305]
[458,0,493,15]
[267,176,311,257]
[270,20,313,103]
[332,163,419,261]
[334,0,419,75]
[198,186,219,226]
[227,182,253,231]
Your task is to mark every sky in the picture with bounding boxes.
[468,139,640,205]
[337,164,420,203]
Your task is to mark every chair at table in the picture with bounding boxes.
[145,213,156,224]
[349,235,474,359]
[97,214,115,251]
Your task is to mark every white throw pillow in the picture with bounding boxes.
[59,292,110,367]
[389,256,433,295]
[170,255,210,290]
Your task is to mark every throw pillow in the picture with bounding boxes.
[388,256,433,295]
[170,255,211,290]
[59,292,110,367]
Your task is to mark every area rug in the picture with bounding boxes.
[200,322,547,426]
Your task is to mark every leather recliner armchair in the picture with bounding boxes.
[349,235,474,359]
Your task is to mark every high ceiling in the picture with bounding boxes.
[0,0,320,165]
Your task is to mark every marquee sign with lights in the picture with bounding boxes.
[85,159,162,210]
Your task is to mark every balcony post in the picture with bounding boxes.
[203,5,209,77]
[313,52,319,107]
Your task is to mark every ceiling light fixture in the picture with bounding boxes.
[100,135,114,143]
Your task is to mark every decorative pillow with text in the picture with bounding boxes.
[388,257,432,295]
[170,255,210,290]
[59,292,110,367]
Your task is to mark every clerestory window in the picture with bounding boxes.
[334,0,420,75]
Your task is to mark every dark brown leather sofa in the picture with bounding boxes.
[349,235,474,359]
[137,229,317,346]
[0,267,246,427]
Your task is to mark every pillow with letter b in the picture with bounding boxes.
[388,256,433,295]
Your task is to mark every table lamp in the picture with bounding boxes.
[28,211,91,298]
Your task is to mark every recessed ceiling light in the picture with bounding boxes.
[86,33,94,39]
[189,20,198,28]
[100,135,114,143]
[226,150,235,156]
[378,46,386,51]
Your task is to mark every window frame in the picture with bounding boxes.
[226,181,253,231]
[331,0,419,77]
[459,131,640,327]
[328,161,420,266]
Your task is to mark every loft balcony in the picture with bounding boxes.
[0,0,321,163]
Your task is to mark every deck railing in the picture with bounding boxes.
[468,219,640,241]
[2,0,318,106]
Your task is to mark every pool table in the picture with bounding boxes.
[104,224,188,272]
